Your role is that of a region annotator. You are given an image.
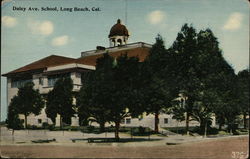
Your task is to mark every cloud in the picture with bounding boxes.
[147,10,166,25]
[2,16,17,27]
[28,20,54,35]
[51,35,69,46]
[223,12,243,30]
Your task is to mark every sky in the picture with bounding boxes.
[1,0,249,121]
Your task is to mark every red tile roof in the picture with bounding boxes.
[2,46,150,76]
[77,47,150,66]
[2,55,76,76]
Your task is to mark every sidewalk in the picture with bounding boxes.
[1,126,248,147]
[1,126,206,146]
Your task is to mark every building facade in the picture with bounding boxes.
[2,19,216,129]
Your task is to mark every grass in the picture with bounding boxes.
[0,121,6,126]
[163,126,249,136]
[163,126,220,135]
[11,124,250,136]
[162,126,197,135]
[49,126,157,136]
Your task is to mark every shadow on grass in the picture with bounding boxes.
[71,137,162,143]
[31,138,56,143]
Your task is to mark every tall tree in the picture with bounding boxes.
[237,69,249,129]
[143,35,178,132]
[6,96,24,134]
[111,54,143,138]
[46,77,75,127]
[190,29,228,135]
[169,25,239,135]
[45,90,57,123]
[77,70,110,132]
[8,82,44,128]
[77,53,143,139]
[169,24,199,135]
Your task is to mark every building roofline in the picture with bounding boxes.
[2,42,151,77]
[81,42,152,57]
[2,55,76,77]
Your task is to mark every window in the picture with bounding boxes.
[11,79,32,88]
[121,119,125,124]
[48,77,58,87]
[164,118,168,124]
[126,118,131,124]
[39,77,43,85]
[38,119,42,124]
[117,39,122,45]
[47,73,70,87]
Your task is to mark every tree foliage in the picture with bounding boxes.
[76,24,244,137]
[76,61,109,131]
[169,24,240,134]
[6,96,24,131]
[77,53,144,139]
[7,82,44,129]
[46,77,75,126]
[237,69,249,128]
[143,35,178,132]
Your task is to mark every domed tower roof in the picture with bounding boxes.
[109,19,129,38]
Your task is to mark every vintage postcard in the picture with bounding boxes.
[1,0,249,158]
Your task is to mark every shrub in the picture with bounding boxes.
[26,125,42,130]
[233,130,240,135]
[6,118,24,130]
[48,124,55,130]
[70,126,79,131]
[138,126,146,134]
[42,122,49,129]
[207,127,219,135]
[87,125,95,132]
[218,130,229,135]
[26,124,32,129]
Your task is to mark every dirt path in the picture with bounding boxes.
[1,136,248,158]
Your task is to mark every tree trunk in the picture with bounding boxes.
[24,114,28,129]
[60,115,62,129]
[229,124,233,135]
[200,119,204,132]
[204,121,207,138]
[154,111,159,133]
[219,123,222,131]
[186,112,190,135]
[228,121,233,134]
[99,121,105,132]
[115,121,120,141]
[243,113,247,129]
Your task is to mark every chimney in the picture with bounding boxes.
[96,46,106,51]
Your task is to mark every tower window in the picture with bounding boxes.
[117,39,122,45]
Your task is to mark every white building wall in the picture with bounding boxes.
[6,71,83,127]
[7,78,18,106]
[7,71,216,128]
[90,112,215,129]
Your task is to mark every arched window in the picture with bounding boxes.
[117,39,122,46]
